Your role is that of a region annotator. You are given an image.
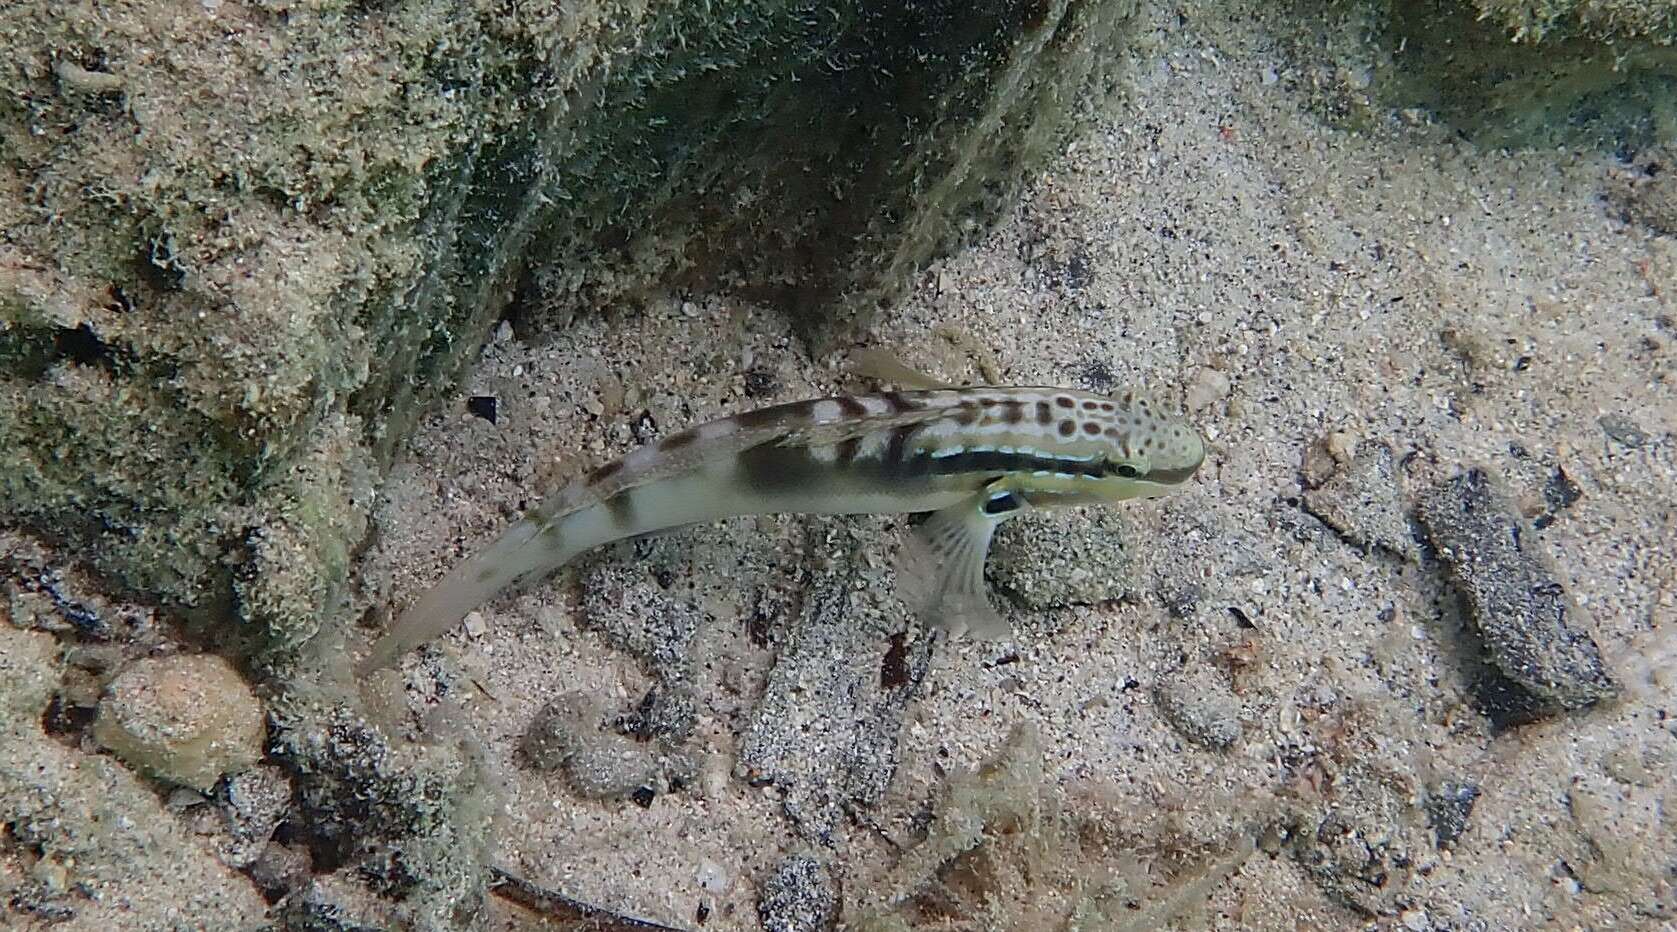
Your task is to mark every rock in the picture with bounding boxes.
[92,654,266,792]
[1291,791,1424,916]
[217,765,293,869]
[521,692,592,771]
[279,869,394,931]
[758,855,838,932]
[990,507,1133,610]
[249,841,313,901]
[1608,145,1677,235]
[0,625,61,727]
[1425,781,1480,849]
[579,559,703,679]
[1415,469,1616,714]
[1184,367,1232,412]
[520,691,685,801]
[1598,414,1648,449]
[1155,670,1243,750]
[564,736,666,801]
[1301,440,1416,560]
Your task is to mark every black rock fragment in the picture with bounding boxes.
[1426,781,1481,849]
[466,395,498,425]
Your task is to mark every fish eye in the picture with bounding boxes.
[1112,463,1143,479]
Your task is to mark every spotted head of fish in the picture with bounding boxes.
[1006,388,1206,504]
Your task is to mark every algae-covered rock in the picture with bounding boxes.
[7,3,1149,923]
[1286,0,1677,150]
[92,653,266,792]
[268,695,497,930]
[1469,0,1677,42]
[0,0,1138,661]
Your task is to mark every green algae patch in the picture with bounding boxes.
[1285,0,1677,151]
[1386,0,1677,150]
[1468,0,1677,44]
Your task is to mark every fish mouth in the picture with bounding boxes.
[1146,435,1206,486]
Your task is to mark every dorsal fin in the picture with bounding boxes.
[848,347,958,390]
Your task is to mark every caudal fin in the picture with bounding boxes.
[357,518,570,673]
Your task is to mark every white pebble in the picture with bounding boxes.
[462,611,487,637]
[697,858,731,894]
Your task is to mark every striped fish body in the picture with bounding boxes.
[360,386,1204,671]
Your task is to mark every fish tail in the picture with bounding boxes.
[357,517,575,673]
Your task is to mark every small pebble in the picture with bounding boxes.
[1154,669,1243,750]
[92,654,266,792]
[465,395,498,425]
[1426,780,1480,849]
[1598,414,1646,449]
[166,787,208,811]
[1184,367,1231,412]
[462,611,487,637]
[697,857,731,894]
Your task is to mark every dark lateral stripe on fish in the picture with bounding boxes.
[918,448,1108,480]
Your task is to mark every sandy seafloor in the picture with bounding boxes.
[354,7,1677,932]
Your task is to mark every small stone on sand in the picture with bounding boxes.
[92,654,266,792]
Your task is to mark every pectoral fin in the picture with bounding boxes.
[848,347,957,390]
[896,485,1026,639]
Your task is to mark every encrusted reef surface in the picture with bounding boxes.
[4,0,1677,929]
